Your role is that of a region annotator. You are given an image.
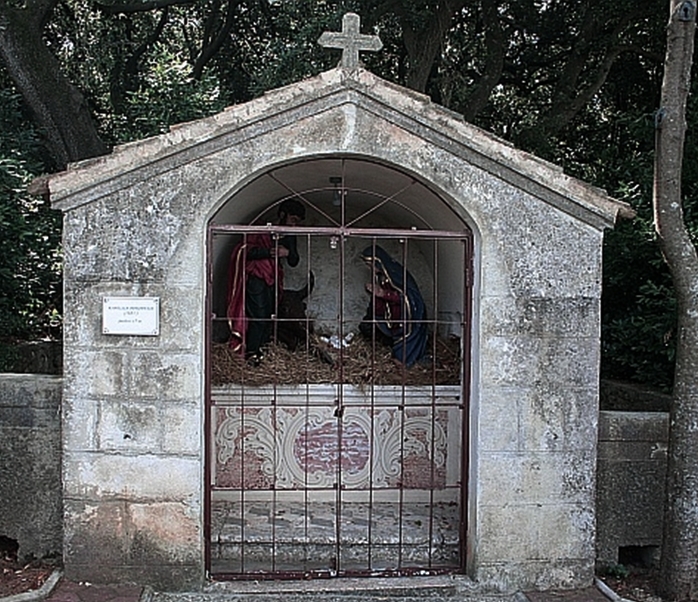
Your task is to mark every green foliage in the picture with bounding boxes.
[0,83,62,344]
[603,270,677,390]
[246,1,360,96]
[600,179,677,391]
[601,563,630,579]
[109,45,227,143]
[46,2,229,146]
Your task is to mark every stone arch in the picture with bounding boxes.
[204,153,481,336]
[204,154,476,578]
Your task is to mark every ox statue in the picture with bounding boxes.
[275,271,315,351]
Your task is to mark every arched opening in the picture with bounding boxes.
[205,156,473,579]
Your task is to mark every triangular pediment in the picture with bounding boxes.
[47,67,632,229]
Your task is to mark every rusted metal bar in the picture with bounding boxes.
[427,238,439,568]
[207,222,473,579]
[210,224,469,239]
[204,227,214,578]
[459,236,473,572]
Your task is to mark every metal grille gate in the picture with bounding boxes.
[206,221,471,579]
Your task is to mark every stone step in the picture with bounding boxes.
[211,500,460,546]
[149,592,526,602]
[148,576,520,602]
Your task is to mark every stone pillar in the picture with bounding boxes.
[60,190,205,590]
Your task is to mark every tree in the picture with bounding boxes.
[369,0,468,92]
[654,0,698,599]
[0,77,62,354]
[0,1,107,170]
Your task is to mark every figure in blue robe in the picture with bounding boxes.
[359,245,428,367]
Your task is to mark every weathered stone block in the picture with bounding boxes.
[63,348,126,398]
[0,373,63,408]
[62,396,98,450]
[595,410,668,567]
[475,557,595,592]
[63,453,199,500]
[478,385,598,453]
[597,440,667,462]
[158,287,204,349]
[127,352,201,400]
[98,400,160,451]
[481,295,600,338]
[477,387,522,452]
[520,386,598,452]
[478,502,594,562]
[129,501,201,562]
[161,403,201,455]
[479,451,596,506]
[63,498,202,590]
[598,410,669,441]
[63,191,191,283]
[480,335,599,389]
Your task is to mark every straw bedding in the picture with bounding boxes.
[211,334,461,387]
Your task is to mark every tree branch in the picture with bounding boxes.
[400,0,468,92]
[94,0,194,15]
[0,4,108,168]
[516,6,642,148]
[110,5,170,109]
[193,0,241,79]
[33,0,61,28]
[461,0,505,120]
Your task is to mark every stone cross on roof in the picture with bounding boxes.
[318,12,383,69]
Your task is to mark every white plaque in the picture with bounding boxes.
[102,297,160,336]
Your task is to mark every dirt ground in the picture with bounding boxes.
[600,569,665,602]
[0,560,667,601]
[0,558,56,597]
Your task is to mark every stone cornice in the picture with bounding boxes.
[47,67,633,229]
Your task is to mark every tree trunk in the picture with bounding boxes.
[401,0,467,93]
[516,6,634,152]
[0,5,108,170]
[655,1,698,600]
[460,0,504,121]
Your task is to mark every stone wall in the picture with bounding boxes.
[596,410,668,568]
[0,374,63,561]
[600,380,671,412]
[0,370,671,584]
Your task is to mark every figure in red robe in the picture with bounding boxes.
[226,199,305,363]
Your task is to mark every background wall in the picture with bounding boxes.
[596,408,668,569]
[0,374,63,562]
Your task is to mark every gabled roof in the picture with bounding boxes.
[46,67,633,228]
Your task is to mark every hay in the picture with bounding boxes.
[211,334,460,387]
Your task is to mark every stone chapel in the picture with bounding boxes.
[43,13,632,593]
